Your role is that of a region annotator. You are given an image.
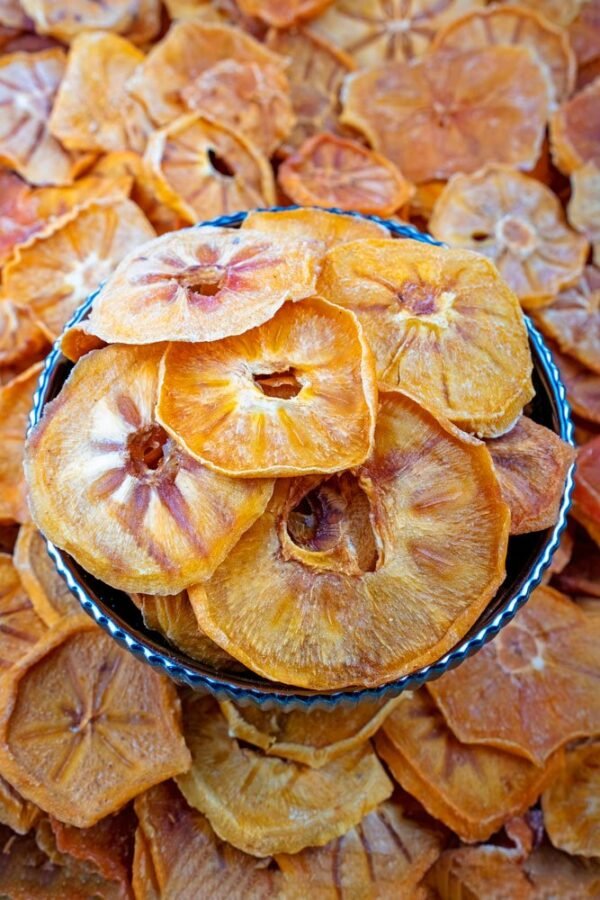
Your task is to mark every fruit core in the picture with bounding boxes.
[394,279,456,325]
[496,215,538,256]
[207,148,235,179]
[496,624,546,675]
[127,424,169,475]
[253,369,302,399]
[180,266,225,298]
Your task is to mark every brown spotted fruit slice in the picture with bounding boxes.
[157,297,377,477]
[24,345,273,595]
[0,363,43,525]
[0,615,191,827]
[82,226,321,344]
[14,525,80,626]
[177,694,392,857]
[242,207,388,250]
[0,552,46,671]
[542,740,600,858]
[317,238,533,437]
[190,391,509,689]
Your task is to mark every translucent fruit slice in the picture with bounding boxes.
[0,363,43,525]
[429,165,589,309]
[428,585,600,765]
[83,226,321,344]
[157,297,377,477]
[242,207,388,249]
[134,779,283,899]
[486,416,575,535]
[318,238,533,436]
[535,267,600,373]
[432,4,576,108]
[550,76,600,174]
[25,345,273,595]
[0,552,46,670]
[573,435,600,543]
[0,615,191,828]
[181,59,295,157]
[542,740,600,858]
[177,694,392,857]
[218,696,401,768]
[13,525,80,626]
[278,132,413,216]
[190,391,509,690]
[275,799,443,898]
[341,46,549,184]
[568,164,600,265]
[1,200,156,338]
[237,0,333,27]
[376,688,563,843]
[143,113,275,225]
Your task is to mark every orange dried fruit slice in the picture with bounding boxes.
[425,844,534,899]
[430,165,589,309]
[508,0,583,27]
[486,416,575,535]
[0,302,50,372]
[0,776,40,835]
[0,614,191,828]
[0,170,50,267]
[523,846,600,897]
[177,694,392,857]
[20,0,145,42]
[13,525,80,626]
[535,267,600,374]
[1,200,155,339]
[542,740,600,858]
[0,552,46,669]
[278,132,413,216]
[265,27,355,156]
[275,799,443,898]
[129,20,285,126]
[181,59,295,158]
[238,0,333,27]
[550,341,600,424]
[569,0,600,88]
[134,779,283,900]
[164,0,265,34]
[573,435,600,543]
[568,163,600,264]
[550,76,600,174]
[0,363,43,525]
[555,530,600,597]
[143,113,275,225]
[318,238,533,436]
[242,207,388,248]
[376,688,563,843]
[218,696,401,768]
[25,345,273,595]
[48,32,150,155]
[429,584,600,765]
[432,4,576,109]
[190,391,509,689]
[341,46,549,184]
[157,297,377,477]
[84,226,321,344]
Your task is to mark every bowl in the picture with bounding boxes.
[29,207,575,708]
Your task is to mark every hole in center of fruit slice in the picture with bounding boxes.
[207,148,235,179]
[127,424,169,474]
[181,266,225,298]
[253,370,302,400]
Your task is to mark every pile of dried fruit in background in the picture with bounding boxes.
[0,0,599,896]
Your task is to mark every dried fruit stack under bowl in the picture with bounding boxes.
[26,208,575,691]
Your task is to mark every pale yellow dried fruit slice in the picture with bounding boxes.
[0,552,46,670]
[535,267,600,374]
[177,694,392,857]
[190,391,509,690]
[568,163,600,264]
[242,207,388,249]
[25,345,273,595]
[14,525,80,626]
[550,76,600,174]
[0,363,43,525]
[542,740,600,858]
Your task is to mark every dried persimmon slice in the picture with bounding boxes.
[430,165,589,309]
[549,342,600,424]
[0,775,40,835]
[341,46,549,184]
[0,0,30,29]
[176,694,392,857]
[278,133,413,216]
[157,297,377,477]
[550,76,600,174]
[83,226,321,344]
[13,525,80,626]
[218,696,401,768]
[428,585,600,765]
[535,267,600,374]
[542,741,600,858]
[0,553,46,670]
[0,615,191,828]
[511,0,582,27]
[569,0,600,88]
[0,302,50,373]
[523,846,600,897]
[573,435,600,543]
[275,799,443,897]
[25,345,273,595]
[568,164,600,265]
[242,207,388,248]
[426,844,534,899]
[318,238,533,436]
[376,688,563,843]
[555,531,600,598]
[486,416,575,535]
[190,391,509,689]
[0,363,43,525]
[19,0,151,43]
[143,113,275,225]
[238,0,333,27]
[134,779,283,899]
[1,200,156,339]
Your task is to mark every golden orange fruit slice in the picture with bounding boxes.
[164,0,265,33]
[1,200,156,338]
[0,615,191,828]
[190,391,509,689]
[341,46,549,183]
[25,344,273,595]
[542,741,600,858]
[177,694,392,857]
[0,301,50,376]
[0,552,46,670]
[218,696,401,768]
[157,297,377,477]
[486,416,575,535]
[13,525,80,626]
[536,267,600,374]
[0,363,43,525]
[242,207,388,249]
[0,170,53,267]
[377,688,563,843]
[568,163,600,264]
[134,779,284,899]
[426,844,533,899]
[550,341,600,424]
[569,0,600,88]
[181,59,295,158]
[511,0,582,27]
[275,799,443,898]
[20,0,160,43]
[318,238,533,436]
[143,113,275,225]
[430,165,589,309]
[550,76,600,174]
[238,0,333,27]
[429,585,600,765]
[523,846,600,898]
[0,775,40,835]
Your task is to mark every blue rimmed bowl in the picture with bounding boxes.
[29,207,575,709]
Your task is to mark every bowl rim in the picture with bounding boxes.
[29,206,575,709]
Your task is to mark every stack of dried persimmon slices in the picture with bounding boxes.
[25,208,574,691]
